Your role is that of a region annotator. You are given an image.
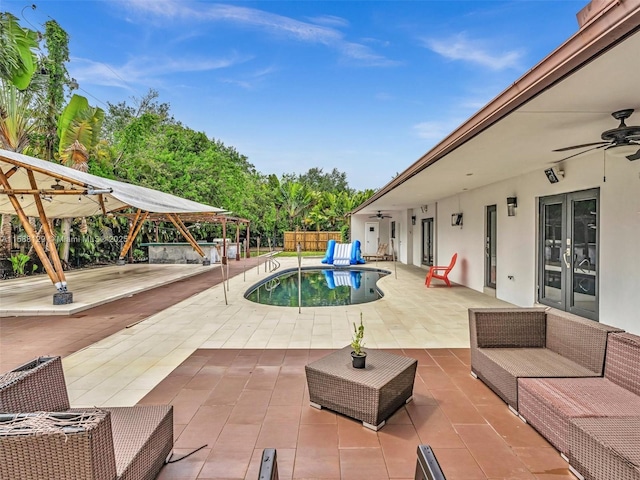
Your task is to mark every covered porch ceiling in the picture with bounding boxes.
[356,8,640,216]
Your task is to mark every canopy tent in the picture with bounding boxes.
[0,149,226,217]
[0,149,239,303]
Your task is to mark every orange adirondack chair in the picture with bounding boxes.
[425,253,458,287]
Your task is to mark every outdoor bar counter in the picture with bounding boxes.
[141,242,238,264]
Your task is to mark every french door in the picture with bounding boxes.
[485,205,497,289]
[538,189,599,320]
[422,218,434,266]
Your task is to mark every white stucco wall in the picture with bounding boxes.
[352,151,640,333]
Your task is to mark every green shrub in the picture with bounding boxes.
[10,253,30,276]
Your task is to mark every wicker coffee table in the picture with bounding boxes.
[305,346,417,430]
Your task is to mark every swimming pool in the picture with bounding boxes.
[244,267,390,307]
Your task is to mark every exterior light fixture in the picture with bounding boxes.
[544,167,564,184]
[507,197,517,216]
[451,213,463,227]
[411,215,416,225]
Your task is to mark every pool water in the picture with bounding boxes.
[244,267,389,307]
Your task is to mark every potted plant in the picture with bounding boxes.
[351,313,366,368]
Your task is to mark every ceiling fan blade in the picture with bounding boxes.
[552,141,610,152]
[553,144,607,164]
[627,148,640,161]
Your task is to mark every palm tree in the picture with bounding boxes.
[280,181,314,231]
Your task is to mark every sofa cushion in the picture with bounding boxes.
[568,417,640,480]
[474,347,597,409]
[519,377,640,454]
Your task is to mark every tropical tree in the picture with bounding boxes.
[280,181,314,231]
[0,13,39,257]
[56,94,105,261]
[0,12,39,90]
[40,19,72,161]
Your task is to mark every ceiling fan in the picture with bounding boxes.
[369,210,391,219]
[553,109,640,162]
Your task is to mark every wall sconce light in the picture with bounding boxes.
[411,215,416,225]
[451,213,463,227]
[507,196,517,217]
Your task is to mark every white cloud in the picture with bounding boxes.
[413,119,463,140]
[424,33,523,70]
[221,65,279,90]
[70,53,247,89]
[121,0,395,66]
[306,14,350,28]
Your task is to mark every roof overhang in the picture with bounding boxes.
[0,149,226,218]
[354,0,640,215]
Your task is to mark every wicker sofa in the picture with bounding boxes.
[0,356,173,480]
[468,307,623,412]
[518,332,640,479]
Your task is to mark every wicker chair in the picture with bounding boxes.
[0,356,70,412]
[468,307,623,411]
[0,356,173,480]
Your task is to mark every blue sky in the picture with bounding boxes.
[4,0,584,191]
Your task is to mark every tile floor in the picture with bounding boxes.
[56,258,510,408]
[0,255,575,479]
[142,348,574,480]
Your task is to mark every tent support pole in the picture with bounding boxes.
[245,223,250,258]
[221,218,227,265]
[118,209,148,262]
[168,214,205,258]
[0,168,70,302]
[235,223,240,261]
[27,171,68,289]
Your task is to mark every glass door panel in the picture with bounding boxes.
[538,189,598,320]
[422,218,433,266]
[540,200,564,307]
[485,205,497,288]
[570,195,598,316]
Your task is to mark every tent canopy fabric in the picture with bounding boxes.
[0,149,226,218]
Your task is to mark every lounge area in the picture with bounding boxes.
[0,257,592,479]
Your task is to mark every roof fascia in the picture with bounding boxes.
[353,0,640,213]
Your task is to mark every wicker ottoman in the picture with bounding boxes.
[568,417,640,480]
[305,347,417,430]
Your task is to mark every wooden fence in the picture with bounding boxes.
[283,231,342,252]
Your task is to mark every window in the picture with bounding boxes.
[391,221,396,239]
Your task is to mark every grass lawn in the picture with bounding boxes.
[274,250,325,257]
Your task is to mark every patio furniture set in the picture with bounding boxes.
[8,306,635,479]
[470,307,640,480]
[0,356,173,480]
[0,347,441,479]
